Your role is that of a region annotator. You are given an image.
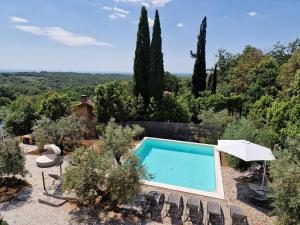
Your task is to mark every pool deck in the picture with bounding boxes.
[143,166,276,225]
[0,155,276,225]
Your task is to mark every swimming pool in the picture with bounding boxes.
[135,137,224,199]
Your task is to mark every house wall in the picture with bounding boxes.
[73,104,96,139]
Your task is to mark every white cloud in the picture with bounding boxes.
[151,0,171,7]
[113,0,171,7]
[141,2,150,7]
[113,7,129,15]
[10,16,29,23]
[15,25,44,35]
[102,6,112,10]
[148,17,154,27]
[102,6,129,19]
[16,25,114,47]
[247,11,257,17]
[176,22,184,28]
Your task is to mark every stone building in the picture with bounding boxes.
[73,95,96,139]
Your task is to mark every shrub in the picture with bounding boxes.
[0,138,26,177]
[270,138,300,225]
[222,117,276,168]
[33,114,86,151]
[62,120,149,206]
[199,109,237,127]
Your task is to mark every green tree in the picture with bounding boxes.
[149,93,192,122]
[270,137,300,225]
[208,65,217,94]
[222,118,276,168]
[247,57,279,102]
[5,97,39,136]
[149,10,164,101]
[39,92,71,121]
[277,50,300,96]
[33,115,86,151]
[266,96,300,141]
[191,17,207,97]
[133,6,151,103]
[95,81,130,122]
[0,138,26,177]
[249,95,274,126]
[164,72,180,93]
[226,46,265,96]
[102,119,144,165]
[63,121,149,206]
[127,95,145,121]
[216,49,237,82]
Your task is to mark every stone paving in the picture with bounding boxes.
[0,155,276,225]
[143,166,276,225]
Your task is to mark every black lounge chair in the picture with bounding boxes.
[235,163,262,182]
[206,201,223,225]
[144,191,165,218]
[184,196,203,223]
[228,205,248,225]
[164,193,183,220]
[247,183,273,209]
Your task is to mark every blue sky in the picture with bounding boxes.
[0,0,299,73]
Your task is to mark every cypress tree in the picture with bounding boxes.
[149,10,164,101]
[209,64,217,93]
[133,6,150,103]
[191,16,207,97]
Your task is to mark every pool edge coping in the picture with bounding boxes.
[133,137,225,200]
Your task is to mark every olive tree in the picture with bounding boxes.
[102,118,144,165]
[0,138,26,177]
[33,114,86,151]
[62,120,149,206]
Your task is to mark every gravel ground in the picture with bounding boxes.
[0,155,157,225]
[0,155,275,225]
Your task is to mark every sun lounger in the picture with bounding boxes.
[184,196,203,223]
[235,163,262,181]
[164,193,183,219]
[36,144,62,168]
[206,201,223,225]
[228,205,248,225]
[144,191,165,218]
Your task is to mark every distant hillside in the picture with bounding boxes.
[0,71,132,96]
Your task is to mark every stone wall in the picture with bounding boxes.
[125,121,224,144]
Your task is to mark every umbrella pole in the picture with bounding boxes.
[261,161,267,188]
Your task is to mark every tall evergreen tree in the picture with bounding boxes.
[149,10,164,101]
[209,64,217,93]
[191,16,207,97]
[133,6,151,102]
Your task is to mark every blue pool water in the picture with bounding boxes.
[136,138,216,192]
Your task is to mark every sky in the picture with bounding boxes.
[0,0,300,74]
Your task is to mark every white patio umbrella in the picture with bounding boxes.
[216,140,275,188]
